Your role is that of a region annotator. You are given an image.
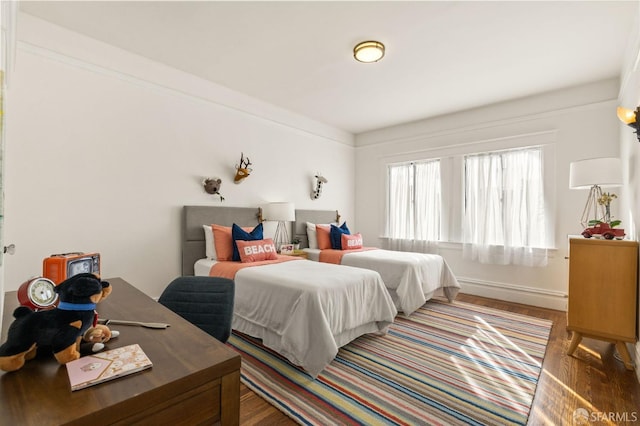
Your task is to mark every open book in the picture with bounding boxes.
[66,343,152,391]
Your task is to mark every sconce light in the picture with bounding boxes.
[234,152,253,183]
[353,41,385,63]
[202,178,224,201]
[617,106,640,142]
[311,173,328,200]
[262,202,295,250]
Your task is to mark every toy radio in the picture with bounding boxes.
[43,252,101,285]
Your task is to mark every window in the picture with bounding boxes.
[387,160,441,241]
[463,147,548,266]
[385,144,550,266]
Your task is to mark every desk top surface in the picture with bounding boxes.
[0,277,240,425]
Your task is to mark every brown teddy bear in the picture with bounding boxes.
[0,273,115,372]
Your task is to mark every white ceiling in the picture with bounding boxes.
[19,1,638,135]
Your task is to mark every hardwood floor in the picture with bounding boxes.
[238,293,640,425]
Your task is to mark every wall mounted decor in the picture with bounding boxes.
[202,178,224,201]
[234,152,253,183]
[311,173,328,200]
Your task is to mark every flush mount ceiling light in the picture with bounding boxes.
[353,41,385,63]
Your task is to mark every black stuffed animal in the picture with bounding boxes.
[0,273,112,372]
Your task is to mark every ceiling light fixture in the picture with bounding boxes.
[353,41,385,63]
[617,106,640,142]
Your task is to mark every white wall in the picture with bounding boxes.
[3,14,355,298]
[355,79,622,311]
[618,3,640,384]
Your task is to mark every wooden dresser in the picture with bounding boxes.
[0,277,240,425]
[567,238,638,370]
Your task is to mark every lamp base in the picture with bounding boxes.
[579,185,606,229]
[273,221,289,253]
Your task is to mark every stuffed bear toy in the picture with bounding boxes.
[0,273,115,372]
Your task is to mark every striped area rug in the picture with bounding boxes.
[228,299,552,425]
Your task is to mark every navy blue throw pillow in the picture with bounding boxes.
[232,223,264,261]
[330,222,350,250]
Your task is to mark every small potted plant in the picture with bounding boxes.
[292,238,301,250]
[582,192,625,239]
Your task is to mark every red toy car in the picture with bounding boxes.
[581,222,625,240]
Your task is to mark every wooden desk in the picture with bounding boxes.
[0,277,240,425]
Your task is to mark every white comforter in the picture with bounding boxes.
[197,259,397,377]
[306,248,461,316]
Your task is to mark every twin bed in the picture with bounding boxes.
[182,205,460,377]
[293,209,460,316]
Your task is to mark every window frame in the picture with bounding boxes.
[381,130,556,249]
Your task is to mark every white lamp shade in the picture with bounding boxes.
[569,157,622,189]
[263,202,295,222]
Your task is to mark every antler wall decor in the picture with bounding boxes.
[311,173,328,200]
[234,152,253,183]
[202,178,225,201]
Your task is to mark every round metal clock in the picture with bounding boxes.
[17,277,58,310]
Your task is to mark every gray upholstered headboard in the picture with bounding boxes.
[292,210,341,248]
[182,205,261,275]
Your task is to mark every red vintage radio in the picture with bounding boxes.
[43,252,101,285]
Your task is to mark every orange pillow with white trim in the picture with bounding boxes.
[342,233,363,250]
[212,224,253,261]
[316,224,332,250]
[236,238,278,263]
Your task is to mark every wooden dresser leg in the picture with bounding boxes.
[567,331,582,356]
[220,369,240,426]
[615,341,635,371]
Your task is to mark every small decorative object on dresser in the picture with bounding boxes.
[566,237,638,370]
[280,244,294,255]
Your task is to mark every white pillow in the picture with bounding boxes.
[306,222,318,249]
[202,225,217,260]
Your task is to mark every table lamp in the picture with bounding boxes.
[263,202,295,251]
[569,157,622,228]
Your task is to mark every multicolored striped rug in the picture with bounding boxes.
[228,299,552,425]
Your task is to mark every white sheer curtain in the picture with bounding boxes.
[387,164,412,240]
[463,148,548,266]
[385,160,440,253]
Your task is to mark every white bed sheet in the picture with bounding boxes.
[194,258,397,377]
[303,248,461,315]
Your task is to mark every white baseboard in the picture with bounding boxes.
[458,276,568,311]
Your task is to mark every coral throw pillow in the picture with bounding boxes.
[316,224,332,250]
[211,224,237,261]
[342,233,363,250]
[236,238,278,263]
